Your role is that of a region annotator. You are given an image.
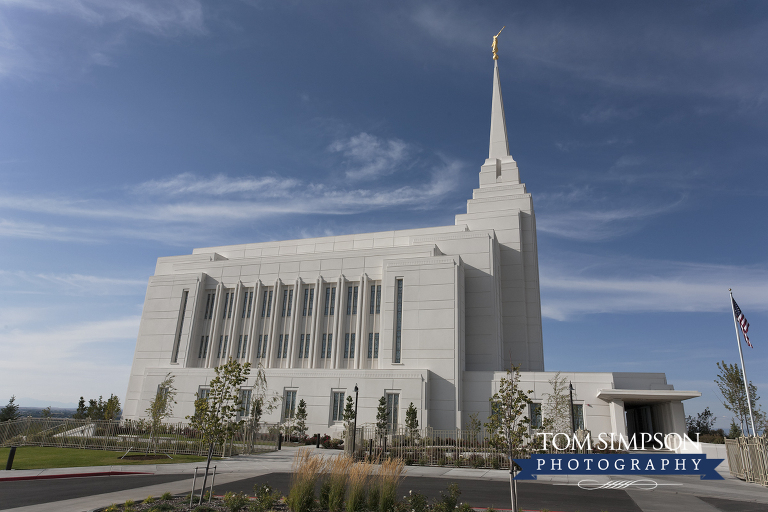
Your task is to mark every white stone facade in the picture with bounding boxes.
[124,60,698,437]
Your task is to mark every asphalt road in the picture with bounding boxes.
[0,473,191,510]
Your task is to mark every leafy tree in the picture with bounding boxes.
[294,399,308,438]
[728,419,743,439]
[343,395,356,438]
[376,396,389,436]
[187,358,251,497]
[541,372,570,435]
[405,402,419,437]
[73,397,87,419]
[467,412,482,445]
[41,406,52,418]
[146,373,177,452]
[685,407,716,437]
[715,361,764,435]
[484,365,533,512]
[103,394,122,420]
[0,396,21,422]
[245,364,280,451]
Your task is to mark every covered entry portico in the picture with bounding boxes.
[597,389,701,440]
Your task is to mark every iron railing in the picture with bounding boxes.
[726,435,768,486]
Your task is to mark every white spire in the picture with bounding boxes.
[489,60,510,160]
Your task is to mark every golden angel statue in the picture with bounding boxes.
[492,26,505,60]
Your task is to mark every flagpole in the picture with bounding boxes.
[729,289,756,437]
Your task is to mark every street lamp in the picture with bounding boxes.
[569,382,576,434]
[351,384,359,458]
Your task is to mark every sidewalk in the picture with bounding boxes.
[1,446,766,512]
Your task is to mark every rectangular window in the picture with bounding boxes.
[344,333,350,358]
[330,288,336,315]
[376,285,381,314]
[368,333,373,358]
[262,291,268,317]
[266,291,273,317]
[217,335,223,358]
[394,279,403,363]
[298,334,305,359]
[325,287,331,316]
[350,333,355,359]
[242,292,249,318]
[246,292,253,318]
[198,336,205,358]
[332,391,345,421]
[237,335,243,359]
[282,290,288,317]
[262,335,268,358]
[238,389,252,420]
[352,286,358,314]
[327,334,333,358]
[198,387,210,401]
[287,289,293,317]
[347,287,353,315]
[172,290,188,363]
[304,335,310,358]
[530,403,542,429]
[370,285,376,315]
[242,335,248,358]
[223,292,230,319]
[277,335,283,358]
[374,333,379,358]
[284,390,297,419]
[283,335,289,358]
[303,289,309,316]
[573,404,585,430]
[321,334,327,359]
[308,289,314,316]
[204,293,212,319]
[228,293,234,318]
[386,393,400,431]
[257,335,263,358]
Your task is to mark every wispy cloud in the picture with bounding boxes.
[540,255,768,320]
[329,132,413,180]
[0,270,146,295]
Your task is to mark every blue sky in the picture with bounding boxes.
[0,1,765,429]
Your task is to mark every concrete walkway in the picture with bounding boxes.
[1,446,766,512]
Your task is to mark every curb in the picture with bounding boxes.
[0,471,154,482]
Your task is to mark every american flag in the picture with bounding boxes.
[732,297,752,348]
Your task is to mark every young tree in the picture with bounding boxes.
[685,407,716,437]
[541,372,571,435]
[248,363,281,430]
[73,397,87,419]
[376,396,389,436]
[467,412,482,445]
[728,419,743,439]
[715,361,765,435]
[187,359,251,498]
[343,395,356,438]
[405,402,419,438]
[103,394,122,420]
[0,396,21,422]
[484,365,533,512]
[294,399,308,439]
[41,406,52,418]
[145,373,177,453]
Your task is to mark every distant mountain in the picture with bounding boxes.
[15,397,78,408]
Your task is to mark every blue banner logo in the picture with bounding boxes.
[514,454,723,480]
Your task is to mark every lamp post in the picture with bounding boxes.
[351,384,359,458]
[569,382,576,434]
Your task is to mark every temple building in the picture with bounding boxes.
[124,57,699,439]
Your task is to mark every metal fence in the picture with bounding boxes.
[725,436,768,486]
[345,426,593,469]
[0,418,279,458]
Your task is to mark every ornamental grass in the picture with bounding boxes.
[377,457,404,512]
[287,449,326,512]
[346,460,372,512]
[327,455,353,512]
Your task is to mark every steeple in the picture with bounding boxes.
[489,60,510,160]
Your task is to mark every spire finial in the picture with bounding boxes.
[489,46,510,159]
[492,26,505,60]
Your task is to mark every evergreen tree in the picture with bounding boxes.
[104,394,122,420]
[343,395,356,437]
[728,419,743,439]
[73,397,87,419]
[376,396,389,436]
[405,402,419,435]
[0,396,21,422]
[294,399,308,438]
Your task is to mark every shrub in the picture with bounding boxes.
[193,506,215,512]
[432,483,461,512]
[143,496,155,504]
[457,503,473,512]
[327,455,353,512]
[252,483,281,512]
[148,504,174,512]
[223,491,250,512]
[287,450,326,512]
[161,492,173,501]
[404,490,428,512]
[124,500,136,508]
[418,457,427,466]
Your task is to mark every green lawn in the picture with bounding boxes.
[0,446,212,470]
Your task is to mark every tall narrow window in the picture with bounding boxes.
[370,285,376,314]
[284,390,297,419]
[262,291,268,317]
[327,334,333,358]
[242,292,249,318]
[530,403,542,429]
[228,293,234,318]
[198,336,205,358]
[573,404,585,430]
[374,333,379,358]
[368,333,373,358]
[287,289,293,316]
[352,286,358,314]
[304,335,310,358]
[262,335,268,358]
[238,389,252,420]
[325,287,331,316]
[223,293,230,319]
[321,334,327,359]
[283,336,289,358]
[329,288,336,315]
[237,335,243,359]
[257,335,263,358]
[266,291,273,317]
[203,336,209,358]
[303,289,309,316]
[246,292,253,318]
[298,335,305,359]
[282,290,288,317]
[277,335,283,358]
[308,289,314,316]
[386,393,400,431]
[344,333,350,358]
[376,285,381,314]
[347,287,353,315]
[394,279,403,363]
[204,293,212,319]
[243,335,248,358]
[217,336,223,358]
[350,333,355,359]
[172,290,188,363]
[332,391,345,421]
